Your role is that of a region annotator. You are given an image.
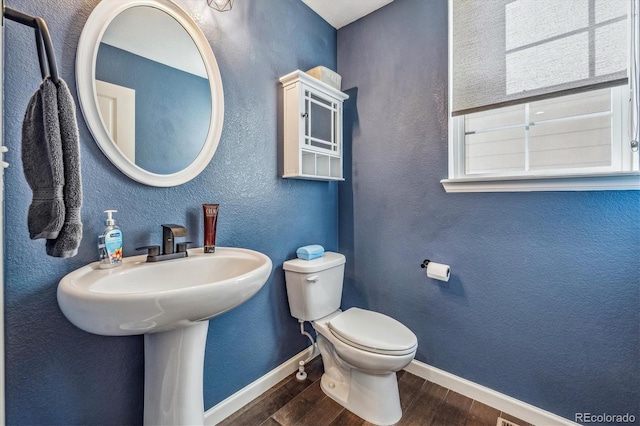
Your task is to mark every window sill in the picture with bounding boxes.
[441,173,640,193]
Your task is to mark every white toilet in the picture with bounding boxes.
[283,252,417,426]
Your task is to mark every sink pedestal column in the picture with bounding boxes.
[143,321,209,426]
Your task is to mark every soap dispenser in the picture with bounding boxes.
[98,210,123,269]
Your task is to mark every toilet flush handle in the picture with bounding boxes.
[306,275,319,283]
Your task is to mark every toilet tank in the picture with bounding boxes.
[283,252,346,321]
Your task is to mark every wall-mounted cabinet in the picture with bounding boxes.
[280,70,349,181]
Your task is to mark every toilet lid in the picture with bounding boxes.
[328,308,417,356]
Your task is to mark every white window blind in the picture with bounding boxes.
[452,0,629,116]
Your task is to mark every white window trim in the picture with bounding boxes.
[443,0,640,193]
[441,172,640,192]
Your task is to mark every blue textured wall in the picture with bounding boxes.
[338,0,640,422]
[4,0,336,423]
[96,43,211,174]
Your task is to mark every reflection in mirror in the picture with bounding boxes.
[76,0,224,187]
[95,6,212,175]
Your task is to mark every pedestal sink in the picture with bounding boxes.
[57,247,273,425]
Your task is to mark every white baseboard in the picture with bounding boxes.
[205,350,578,426]
[204,346,318,425]
[404,359,579,426]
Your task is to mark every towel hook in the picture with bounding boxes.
[34,17,59,84]
[3,6,59,84]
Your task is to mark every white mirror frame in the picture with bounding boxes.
[76,0,224,187]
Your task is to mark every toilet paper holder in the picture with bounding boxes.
[420,259,451,282]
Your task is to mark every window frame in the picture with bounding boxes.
[443,0,640,193]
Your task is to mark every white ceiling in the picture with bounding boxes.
[302,0,394,29]
[101,6,207,78]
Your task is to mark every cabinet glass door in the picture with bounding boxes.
[303,88,339,154]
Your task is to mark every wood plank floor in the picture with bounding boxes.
[218,357,532,426]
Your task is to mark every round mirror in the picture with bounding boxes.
[76,0,224,186]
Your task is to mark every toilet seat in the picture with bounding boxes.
[328,308,417,356]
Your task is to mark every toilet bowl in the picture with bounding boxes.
[316,308,417,372]
[283,253,418,426]
[312,309,417,425]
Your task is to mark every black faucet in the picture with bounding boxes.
[162,224,186,255]
[136,224,190,262]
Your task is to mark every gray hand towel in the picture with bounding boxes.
[46,78,83,258]
[21,78,65,240]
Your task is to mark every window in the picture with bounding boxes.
[444,0,640,192]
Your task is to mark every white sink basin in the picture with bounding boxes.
[57,246,273,425]
[58,247,272,336]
